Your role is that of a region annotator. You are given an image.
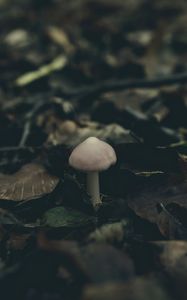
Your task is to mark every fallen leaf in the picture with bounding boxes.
[47,121,135,147]
[38,234,134,284]
[156,203,187,239]
[151,240,187,271]
[79,244,134,284]
[41,206,95,228]
[7,233,31,251]
[88,221,128,244]
[0,163,59,201]
[150,241,187,300]
[126,157,187,238]
[82,276,170,300]
[0,208,20,225]
[127,157,187,229]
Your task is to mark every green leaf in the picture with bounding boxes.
[41,206,95,228]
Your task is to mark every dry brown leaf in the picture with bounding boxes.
[0,163,59,201]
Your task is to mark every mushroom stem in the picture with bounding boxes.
[87,171,101,207]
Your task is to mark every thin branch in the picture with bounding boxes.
[61,71,187,100]
[0,146,38,152]
[19,101,44,147]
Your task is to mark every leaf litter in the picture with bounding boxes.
[1,0,187,299]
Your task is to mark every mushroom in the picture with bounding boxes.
[69,137,117,208]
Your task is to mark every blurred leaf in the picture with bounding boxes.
[82,276,170,300]
[41,206,95,228]
[150,241,187,299]
[79,244,134,284]
[88,221,128,244]
[0,208,20,225]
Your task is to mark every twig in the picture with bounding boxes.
[61,71,187,101]
[19,101,44,147]
[0,146,39,152]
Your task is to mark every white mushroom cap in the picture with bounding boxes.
[69,137,117,172]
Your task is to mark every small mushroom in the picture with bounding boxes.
[69,137,117,208]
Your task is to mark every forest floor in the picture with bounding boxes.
[1,0,187,299]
